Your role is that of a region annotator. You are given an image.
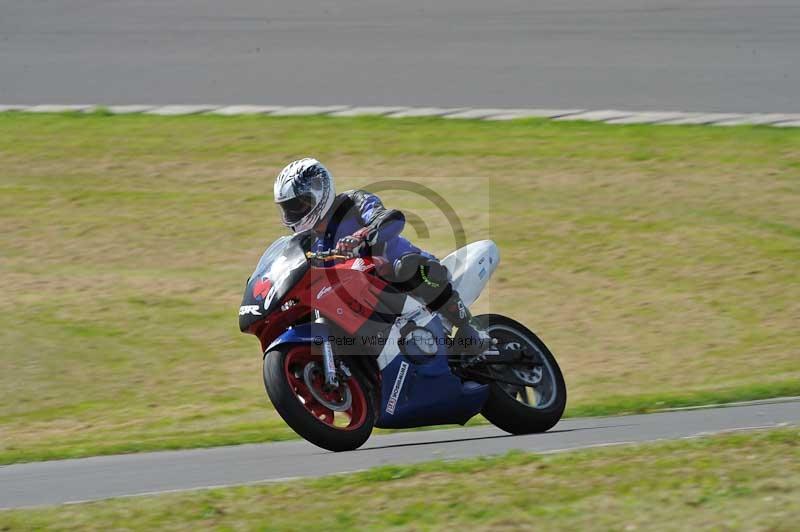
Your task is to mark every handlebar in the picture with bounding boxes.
[305,250,354,261]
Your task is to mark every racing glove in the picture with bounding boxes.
[335,227,377,256]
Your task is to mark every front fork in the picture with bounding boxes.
[315,309,340,390]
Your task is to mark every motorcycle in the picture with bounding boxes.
[239,232,566,452]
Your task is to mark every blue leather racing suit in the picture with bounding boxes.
[311,190,434,264]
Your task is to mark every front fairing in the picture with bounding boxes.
[239,232,313,332]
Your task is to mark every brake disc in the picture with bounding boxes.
[303,361,352,412]
[512,365,543,385]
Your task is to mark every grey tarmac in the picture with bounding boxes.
[1,398,798,510]
[1,0,798,112]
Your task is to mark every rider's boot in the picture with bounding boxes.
[439,292,494,361]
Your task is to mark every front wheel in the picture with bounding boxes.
[476,314,567,434]
[263,345,376,452]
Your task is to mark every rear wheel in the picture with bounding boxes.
[476,314,567,434]
[263,345,375,452]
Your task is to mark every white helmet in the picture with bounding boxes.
[273,158,335,233]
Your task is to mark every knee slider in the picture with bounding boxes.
[392,254,425,285]
[393,255,451,305]
[419,260,449,289]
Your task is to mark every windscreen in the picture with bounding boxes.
[250,235,293,281]
[239,233,312,332]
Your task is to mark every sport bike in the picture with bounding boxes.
[239,232,566,451]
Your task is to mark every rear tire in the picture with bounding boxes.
[476,314,567,434]
[263,345,376,452]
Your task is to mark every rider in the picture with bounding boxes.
[273,157,492,358]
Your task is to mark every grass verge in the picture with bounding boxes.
[1,428,798,530]
[1,112,798,464]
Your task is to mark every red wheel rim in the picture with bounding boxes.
[283,346,368,431]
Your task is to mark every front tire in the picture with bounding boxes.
[476,314,567,434]
[263,345,375,452]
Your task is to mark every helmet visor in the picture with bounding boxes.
[277,193,317,225]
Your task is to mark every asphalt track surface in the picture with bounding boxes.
[1,398,798,509]
[1,1,798,112]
